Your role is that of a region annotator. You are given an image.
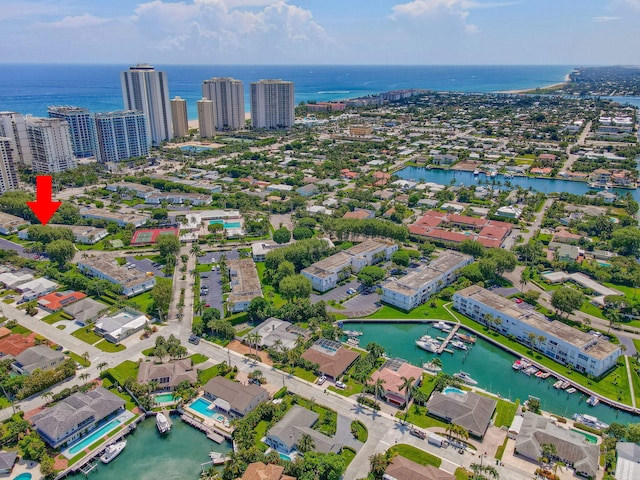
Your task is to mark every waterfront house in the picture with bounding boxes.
[239,462,296,480]
[137,359,197,391]
[265,405,342,455]
[77,257,155,297]
[94,308,150,343]
[426,390,497,438]
[369,358,423,407]
[244,317,308,351]
[202,376,269,417]
[381,250,472,311]
[31,387,125,448]
[300,339,359,380]
[385,456,455,480]
[515,412,599,479]
[11,345,66,375]
[301,239,397,292]
[453,285,621,377]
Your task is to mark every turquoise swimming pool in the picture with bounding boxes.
[66,418,122,455]
[189,398,216,418]
[155,393,177,403]
[13,474,32,480]
[279,453,293,461]
[571,429,598,444]
[209,220,241,230]
[443,387,466,396]
[179,145,213,153]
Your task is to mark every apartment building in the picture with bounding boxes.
[77,257,155,297]
[201,77,245,130]
[47,106,97,158]
[227,259,263,312]
[250,79,294,129]
[26,117,77,173]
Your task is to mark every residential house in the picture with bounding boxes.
[615,442,640,480]
[245,318,308,351]
[384,456,455,480]
[18,224,109,244]
[300,339,359,380]
[426,390,497,438]
[556,244,581,262]
[265,405,342,455]
[369,358,423,407]
[590,169,611,185]
[252,241,284,262]
[296,184,318,197]
[30,387,125,448]
[239,462,296,480]
[63,297,109,326]
[137,359,198,391]
[0,269,34,289]
[11,345,66,375]
[16,278,59,301]
[37,290,86,312]
[201,376,269,417]
[343,209,375,220]
[94,308,149,343]
[0,451,17,474]
[496,206,522,219]
[0,212,29,235]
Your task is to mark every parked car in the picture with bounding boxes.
[335,381,346,389]
[188,335,200,345]
[317,375,327,385]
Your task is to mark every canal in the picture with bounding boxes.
[395,167,640,203]
[69,415,232,480]
[346,321,639,426]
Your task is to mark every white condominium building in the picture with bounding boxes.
[0,137,20,194]
[94,111,149,163]
[0,111,33,167]
[26,117,77,173]
[453,285,621,377]
[197,99,216,138]
[302,239,398,292]
[202,77,245,130]
[47,106,97,158]
[121,64,172,146]
[382,250,473,311]
[250,79,294,129]
[170,96,189,138]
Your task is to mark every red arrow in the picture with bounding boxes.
[27,176,62,226]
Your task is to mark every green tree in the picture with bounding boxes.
[279,274,312,302]
[297,433,316,453]
[357,265,386,287]
[611,226,640,256]
[45,239,75,266]
[19,432,47,460]
[157,234,181,259]
[150,277,172,322]
[292,227,314,240]
[50,202,80,225]
[391,250,410,267]
[247,297,273,324]
[459,239,485,257]
[273,227,291,244]
[551,287,585,317]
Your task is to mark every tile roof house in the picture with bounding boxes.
[202,376,269,417]
[238,462,296,480]
[300,339,360,379]
[370,358,423,407]
[384,456,455,480]
[31,387,125,448]
[515,412,599,479]
[265,405,342,455]
[11,345,66,375]
[137,359,198,391]
[426,390,497,438]
[0,332,38,357]
[38,290,86,312]
[63,297,109,326]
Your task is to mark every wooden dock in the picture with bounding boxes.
[436,324,460,354]
[180,414,229,443]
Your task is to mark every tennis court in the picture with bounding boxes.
[131,228,179,245]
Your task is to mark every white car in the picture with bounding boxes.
[335,381,346,389]
[317,375,327,385]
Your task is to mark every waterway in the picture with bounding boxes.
[345,321,639,426]
[69,415,232,480]
[395,167,640,203]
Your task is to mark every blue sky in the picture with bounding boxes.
[3,0,640,64]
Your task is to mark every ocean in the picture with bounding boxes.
[0,64,572,120]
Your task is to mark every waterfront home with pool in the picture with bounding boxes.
[369,358,423,407]
[453,285,621,377]
[201,376,269,418]
[30,387,125,448]
[300,339,360,380]
[515,412,599,479]
[426,389,497,439]
[137,358,197,392]
[239,462,295,480]
[381,250,472,311]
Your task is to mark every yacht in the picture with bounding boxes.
[450,340,468,351]
[566,387,577,394]
[344,330,363,337]
[346,337,360,347]
[454,371,478,385]
[422,361,442,373]
[433,321,452,332]
[512,359,524,370]
[553,380,564,389]
[587,395,600,407]
[156,412,171,434]
[416,339,439,353]
[523,366,539,376]
[573,413,609,430]
[100,440,127,464]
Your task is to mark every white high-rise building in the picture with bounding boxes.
[197,99,216,138]
[94,111,149,164]
[0,137,20,194]
[48,106,97,158]
[0,112,33,167]
[202,77,245,130]
[26,118,77,173]
[250,79,295,129]
[170,97,189,138]
[120,64,172,146]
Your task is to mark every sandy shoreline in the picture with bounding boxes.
[498,73,571,94]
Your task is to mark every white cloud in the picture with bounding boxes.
[45,14,110,29]
[593,16,621,22]
[391,0,478,33]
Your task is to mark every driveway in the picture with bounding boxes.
[311,279,361,303]
[335,413,364,451]
[126,256,168,278]
[199,269,223,314]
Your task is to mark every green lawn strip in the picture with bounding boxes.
[196,263,212,273]
[633,339,640,353]
[0,396,11,409]
[366,298,456,321]
[628,360,640,404]
[493,398,519,428]
[106,360,139,385]
[197,365,222,384]
[254,420,270,451]
[88,437,106,451]
[107,425,123,437]
[110,388,137,411]
[454,467,471,480]
[126,291,154,312]
[142,347,155,356]
[292,367,318,383]
[389,444,442,468]
[395,403,449,430]
[42,311,74,325]
[350,420,368,442]
[495,436,509,460]
[581,302,606,320]
[340,446,356,467]
[72,327,102,345]
[67,351,91,367]
[190,353,209,365]
[452,309,632,405]
[8,323,32,335]
[225,312,249,326]
[95,339,126,352]
[68,451,87,466]
[236,327,253,337]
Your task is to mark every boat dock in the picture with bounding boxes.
[436,323,461,354]
[180,414,229,444]
[78,462,97,476]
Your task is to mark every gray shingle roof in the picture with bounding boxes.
[31,387,124,444]
[202,376,268,414]
[426,391,496,437]
[266,405,341,453]
[0,451,17,471]
[63,297,108,324]
[13,345,64,372]
[137,359,197,388]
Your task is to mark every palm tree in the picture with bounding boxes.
[483,313,494,329]
[79,372,91,384]
[97,361,109,373]
[190,243,201,256]
[297,433,315,454]
[399,376,415,416]
[194,299,205,317]
[81,351,90,365]
[373,378,386,404]
[470,463,500,480]
[40,391,53,403]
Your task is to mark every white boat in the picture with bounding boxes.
[346,337,360,347]
[416,340,439,353]
[454,371,478,385]
[433,321,452,332]
[512,359,524,370]
[156,412,171,434]
[553,380,564,389]
[587,395,600,407]
[450,340,468,351]
[209,452,228,465]
[473,169,480,176]
[573,413,609,430]
[423,362,442,373]
[566,387,577,394]
[100,440,127,464]
[344,330,363,337]
[523,366,539,376]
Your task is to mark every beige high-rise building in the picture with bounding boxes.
[0,137,20,194]
[170,96,188,138]
[0,111,33,167]
[26,117,77,173]
[202,77,245,130]
[197,99,216,138]
[250,79,295,129]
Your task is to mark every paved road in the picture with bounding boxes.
[560,120,592,175]
[519,197,554,246]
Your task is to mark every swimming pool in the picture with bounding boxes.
[179,145,213,153]
[189,397,216,418]
[66,418,122,455]
[155,393,177,403]
[209,220,242,230]
[443,387,466,396]
[13,474,32,480]
[571,429,598,444]
[279,453,293,461]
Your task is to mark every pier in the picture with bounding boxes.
[180,414,230,443]
[436,323,460,354]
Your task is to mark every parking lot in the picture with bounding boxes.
[311,279,361,303]
[198,249,239,264]
[199,268,223,313]
[126,256,168,278]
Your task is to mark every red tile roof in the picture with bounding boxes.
[343,210,370,220]
[38,291,86,311]
[0,332,37,356]
[447,214,487,227]
[476,237,502,248]
[424,229,469,243]
[478,225,510,241]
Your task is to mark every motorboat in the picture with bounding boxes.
[535,371,551,379]
[423,362,442,373]
[512,360,524,370]
[454,371,478,385]
[573,413,609,430]
[433,321,452,332]
[344,330,363,337]
[587,395,600,407]
[560,381,571,390]
[553,380,564,389]
[473,169,480,176]
[156,412,171,434]
[450,340,468,351]
[100,440,127,464]
[416,339,439,353]
[209,452,228,465]
[523,366,539,376]
[346,337,360,347]
[454,333,476,344]
[566,387,577,394]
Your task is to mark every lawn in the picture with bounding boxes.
[628,359,640,404]
[196,263,212,273]
[292,367,318,383]
[127,291,154,312]
[67,351,91,367]
[389,444,442,468]
[72,327,102,345]
[294,396,337,436]
[198,364,222,384]
[95,339,126,352]
[190,353,209,365]
[493,398,520,428]
[634,339,640,353]
[495,436,509,460]
[581,302,606,320]
[106,360,139,385]
[42,310,75,325]
[366,298,456,322]
[395,403,449,430]
[254,420,270,451]
[350,420,368,442]
[341,446,356,467]
[8,323,32,335]
[256,262,287,308]
[455,467,471,480]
